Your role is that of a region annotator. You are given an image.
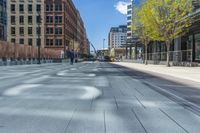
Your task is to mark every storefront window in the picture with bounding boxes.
[187,35,193,50]
[195,34,200,60]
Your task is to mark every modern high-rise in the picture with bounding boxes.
[125,0,144,59]
[7,0,45,47]
[127,1,133,40]
[108,25,127,49]
[0,0,6,40]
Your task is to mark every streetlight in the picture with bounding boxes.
[37,8,41,64]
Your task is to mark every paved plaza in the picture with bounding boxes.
[0,62,200,133]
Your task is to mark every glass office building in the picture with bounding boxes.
[0,0,6,40]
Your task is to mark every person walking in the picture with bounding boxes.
[70,50,74,65]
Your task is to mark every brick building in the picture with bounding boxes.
[44,0,89,56]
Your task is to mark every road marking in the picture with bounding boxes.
[88,73,96,77]
[57,70,69,76]
[70,68,77,71]
[80,86,102,100]
[4,84,42,96]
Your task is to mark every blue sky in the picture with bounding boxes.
[73,0,130,51]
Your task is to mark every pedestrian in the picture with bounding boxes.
[70,50,74,65]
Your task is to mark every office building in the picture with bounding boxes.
[0,0,6,40]
[7,0,45,47]
[108,25,127,49]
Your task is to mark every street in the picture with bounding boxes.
[0,62,200,133]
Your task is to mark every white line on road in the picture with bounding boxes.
[88,74,96,77]
[70,68,77,71]
[80,86,102,100]
[3,84,42,96]
[57,70,69,76]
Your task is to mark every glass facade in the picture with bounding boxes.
[0,0,6,40]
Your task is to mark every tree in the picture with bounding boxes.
[133,6,153,65]
[139,0,193,66]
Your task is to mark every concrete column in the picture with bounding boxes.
[134,44,137,60]
[125,46,128,59]
[129,46,132,59]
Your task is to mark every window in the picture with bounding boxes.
[37,27,41,35]
[28,39,32,46]
[46,5,50,11]
[46,27,53,34]
[46,39,53,46]
[19,4,24,12]
[46,16,53,23]
[55,39,62,46]
[19,39,24,44]
[28,27,32,35]
[28,16,32,24]
[11,16,15,24]
[55,4,62,11]
[127,16,131,20]
[11,4,15,12]
[128,5,132,9]
[11,27,15,35]
[55,27,62,35]
[19,27,24,35]
[127,11,132,15]
[28,4,32,12]
[19,16,24,24]
[36,4,41,12]
[11,38,16,43]
[36,16,41,23]
[46,4,53,11]
[55,16,62,23]
[50,5,53,11]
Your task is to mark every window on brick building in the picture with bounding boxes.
[55,27,62,35]
[55,4,62,11]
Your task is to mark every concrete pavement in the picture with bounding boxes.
[0,62,200,133]
[113,62,200,83]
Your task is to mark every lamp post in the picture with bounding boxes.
[37,10,41,64]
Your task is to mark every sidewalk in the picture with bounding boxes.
[113,62,200,83]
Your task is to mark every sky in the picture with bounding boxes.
[73,0,131,51]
